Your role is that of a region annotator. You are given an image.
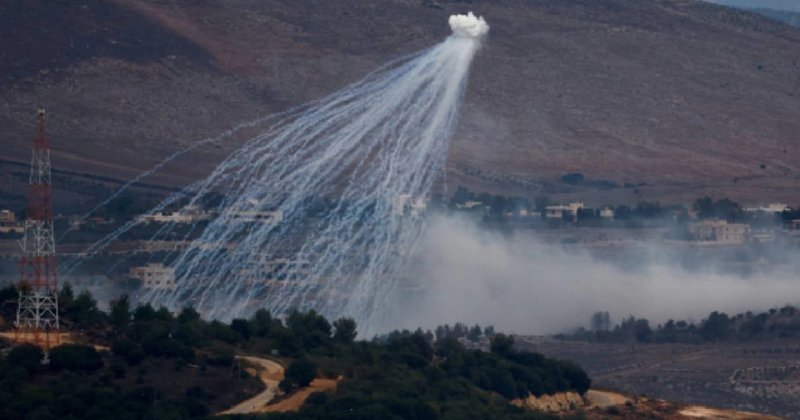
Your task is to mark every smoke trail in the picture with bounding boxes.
[76,13,488,333]
[56,103,317,244]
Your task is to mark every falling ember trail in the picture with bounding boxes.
[71,13,489,333]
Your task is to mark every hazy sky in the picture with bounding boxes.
[708,0,800,12]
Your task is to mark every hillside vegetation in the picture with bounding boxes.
[0,286,589,419]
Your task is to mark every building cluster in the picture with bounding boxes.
[688,219,750,244]
[128,255,317,291]
[242,255,312,282]
[744,203,791,214]
[136,199,285,226]
[138,205,212,224]
[68,215,115,229]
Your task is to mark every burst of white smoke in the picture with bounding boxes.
[449,12,490,39]
[72,14,488,334]
[391,215,800,335]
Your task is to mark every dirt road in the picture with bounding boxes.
[259,378,338,413]
[218,356,285,415]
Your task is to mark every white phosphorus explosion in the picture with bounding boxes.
[449,12,490,39]
[65,13,489,333]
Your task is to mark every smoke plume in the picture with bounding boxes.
[392,215,800,335]
[449,12,490,39]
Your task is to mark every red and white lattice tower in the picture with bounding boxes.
[15,108,59,347]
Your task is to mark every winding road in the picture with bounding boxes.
[219,355,285,415]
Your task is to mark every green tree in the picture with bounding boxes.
[7,344,43,374]
[467,324,482,342]
[702,311,732,341]
[69,291,101,327]
[490,334,515,356]
[333,318,358,344]
[48,344,103,372]
[633,319,653,342]
[0,285,18,302]
[109,295,131,332]
[286,309,332,351]
[281,356,317,391]
[250,309,277,337]
[230,318,252,340]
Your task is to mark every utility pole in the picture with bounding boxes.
[15,108,60,348]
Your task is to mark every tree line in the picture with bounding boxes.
[0,287,590,419]
[563,306,800,344]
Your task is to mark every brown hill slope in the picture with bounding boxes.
[2,0,800,207]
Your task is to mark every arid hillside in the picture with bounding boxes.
[2,0,800,207]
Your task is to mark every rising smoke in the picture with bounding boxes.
[66,10,798,337]
[391,215,800,335]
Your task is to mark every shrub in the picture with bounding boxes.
[284,356,317,389]
[48,344,103,372]
[7,344,43,374]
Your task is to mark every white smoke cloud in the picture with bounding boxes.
[449,12,490,39]
[391,215,800,335]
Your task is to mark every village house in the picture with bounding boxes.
[139,205,212,224]
[504,208,537,219]
[546,202,584,219]
[0,210,24,234]
[689,219,750,244]
[129,263,177,290]
[243,256,312,282]
[599,207,615,219]
[393,194,427,218]
[456,200,485,210]
[744,203,790,214]
[750,229,776,243]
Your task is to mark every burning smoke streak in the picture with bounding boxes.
[69,13,488,333]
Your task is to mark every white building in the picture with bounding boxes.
[229,209,284,223]
[689,220,750,244]
[139,206,212,224]
[546,202,584,219]
[744,203,790,214]
[0,210,24,234]
[226,199,284,223]
[129,263,176,290]
[0,210,15,223]
[599,207,615,219]
[243,256,312,282]
[456,200,485,210]
[751,230,775,243]
[393,194,427,218]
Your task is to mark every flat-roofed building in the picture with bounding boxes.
[139,206,212,224]
[129,263,177,290]
[546,202,584,219]
[393,194,427,218]
[0,210,23,234]
[689,219,750,244]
